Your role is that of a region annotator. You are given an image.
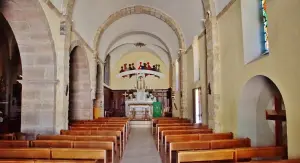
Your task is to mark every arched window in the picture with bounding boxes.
[241,0,269,63]
[260,0,269,53]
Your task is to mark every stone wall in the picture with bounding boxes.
[3,0,57,137]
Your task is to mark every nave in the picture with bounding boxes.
[1,0,300,162]
[121,128,161,163]
[0,117,298,163]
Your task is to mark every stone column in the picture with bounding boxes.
[20,79,58,139]
[179,52,188,118]
[203,0,222,132]
[171,62,176,114]
[54,13,73,133]
[94,59,104,118]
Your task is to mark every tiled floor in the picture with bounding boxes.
[121,128,162,163]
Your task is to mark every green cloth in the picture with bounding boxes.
[152,102,162,117]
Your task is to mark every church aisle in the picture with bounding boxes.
[121,128,162,163]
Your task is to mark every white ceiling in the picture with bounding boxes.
[215,0,232,14]
[107,32,169,55]
[50,0,231,62]
[99,14,178,61]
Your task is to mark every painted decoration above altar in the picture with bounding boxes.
[117,62,164,79]
[116,70,165,78]
[111,51,169,90]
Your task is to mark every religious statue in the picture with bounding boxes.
[136,75,145,90]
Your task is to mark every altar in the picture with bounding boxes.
[124,74,157,120]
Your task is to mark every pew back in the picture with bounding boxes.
[31,140,73,148]
[36,135,76,140]
[177,146,287,162]
[169,138,250,163]
[235,146,287,160]
[0,148,51,159]
[0,140,30,148]
[51,148,106,162]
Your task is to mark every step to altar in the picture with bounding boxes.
[130,120,151,128]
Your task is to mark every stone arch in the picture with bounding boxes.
[3,0,57,135]
[69,40,94,95]
[237,75,287,147]
[69,45,92,120]
[0,12,22,133]
[93,5,186,53]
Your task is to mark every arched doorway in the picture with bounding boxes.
[0,13,22,133]
[2,0,57,136]
[237,75,287,147]
[69,46,92,121]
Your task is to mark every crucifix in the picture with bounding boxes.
[265,95,286,146]
[122,92,129,99]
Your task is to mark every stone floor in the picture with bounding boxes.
[121,128,162,163]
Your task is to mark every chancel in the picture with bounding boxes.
[124,73,157,120]
[0,0,299,163]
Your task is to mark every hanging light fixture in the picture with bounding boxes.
[134,42,146,48]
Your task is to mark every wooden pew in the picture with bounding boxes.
[31,140,73,148]
[0,148,51,159]
[177,146,286,162]
[51,148,107,163]
[71,122,129,139]
[73,141,115,163]
[36,135,117,144]
[36,135,118,153]
[239,160,300,163]
[151,117,180,134]
[0,140,30,148]
[0,161,97,163]
[158,129,213,151]
[69,126,125,142]
[34,161,97,163]
[157,126,209,144]
[157,125,209,140]
[235,146,287,161]
[0,160,97,163]
[164,132,234,152]
[31,135,121,158]
[36,135,76,140]
[0,146,107,162]
[168,138,250,163]
[154,123,195,135]
[0,161,34,163]
[60,130,123,156]
[152,119,190,134]
[70,125,127,142]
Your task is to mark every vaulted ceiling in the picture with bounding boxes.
[50,0,232,62]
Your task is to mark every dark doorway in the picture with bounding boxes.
[0,13,22,133]
[69,46,92,121]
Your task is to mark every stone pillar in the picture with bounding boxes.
[171,62,177,117]
[203,0,222,132]
[53,0,75,133]
[94,59,104,118]
[54,13,72,133]
[179,53,188,118]
[20,79,58,139]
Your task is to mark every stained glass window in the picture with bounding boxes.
[261,0,269,53]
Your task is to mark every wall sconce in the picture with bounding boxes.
[208,83,211,95]
[65,84,69,96]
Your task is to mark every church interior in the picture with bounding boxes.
[0,0,299,162]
